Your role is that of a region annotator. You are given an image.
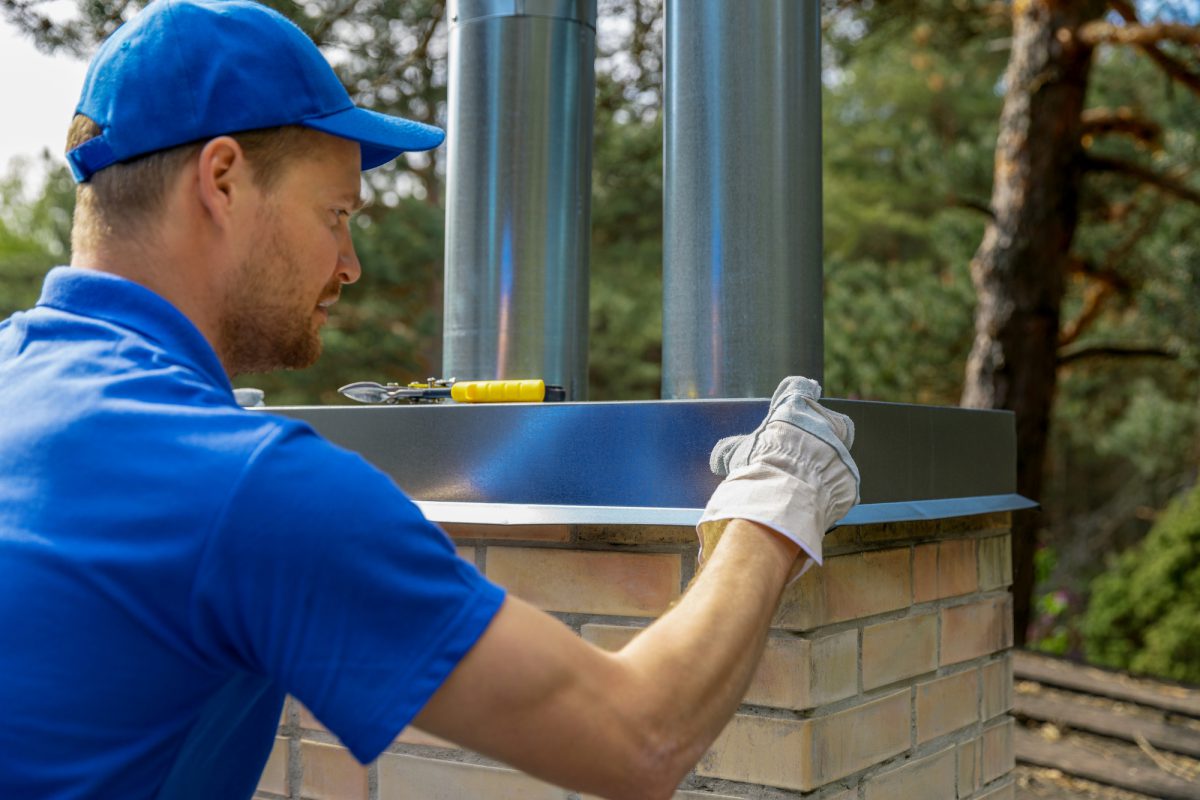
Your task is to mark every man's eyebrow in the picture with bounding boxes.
[336,190,367,212]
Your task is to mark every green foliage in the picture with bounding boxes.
[1083,481,1200,683]
[1039,41,1200,613]
[588,3,664,399]
[821,4,1004,404]
[0,155,73,318]
[587,108,663,400]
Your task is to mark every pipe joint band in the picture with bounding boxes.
[450,0,596,28]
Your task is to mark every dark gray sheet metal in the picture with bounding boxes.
[270,399,1033,525]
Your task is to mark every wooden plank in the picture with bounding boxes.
[1014,651,1200,718]
[1015,726,1199,800]
[1014,692,1200,758]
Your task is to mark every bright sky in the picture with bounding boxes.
[0,18,89,178]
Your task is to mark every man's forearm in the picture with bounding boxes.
[409,519,808,800]
[610,519,805,784]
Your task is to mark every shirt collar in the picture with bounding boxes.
[37,266,233,394]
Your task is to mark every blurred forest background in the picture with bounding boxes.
[1,0,1198,680]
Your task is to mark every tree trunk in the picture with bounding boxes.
[961,0,1105,644]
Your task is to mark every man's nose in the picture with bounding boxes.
[338,228,362,285]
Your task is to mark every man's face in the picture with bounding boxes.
[219,133,363,375]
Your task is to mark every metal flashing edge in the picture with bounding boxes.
[415,493,1036,528]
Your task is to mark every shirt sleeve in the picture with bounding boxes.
[190,422,506,763]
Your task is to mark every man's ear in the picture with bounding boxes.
[195,136,255,228]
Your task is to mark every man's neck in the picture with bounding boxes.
[70,244,230,374]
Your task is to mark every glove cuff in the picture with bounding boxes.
[698,463,828,571]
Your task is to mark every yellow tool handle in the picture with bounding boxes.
[450,379,547,403]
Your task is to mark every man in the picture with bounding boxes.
[0,1,859,798]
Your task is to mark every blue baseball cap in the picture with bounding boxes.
[67,0,445,183]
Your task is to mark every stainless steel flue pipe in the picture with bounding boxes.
[443,0,597,400]
[662,0,824,398]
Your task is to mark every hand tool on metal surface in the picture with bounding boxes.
[338,377,566,405]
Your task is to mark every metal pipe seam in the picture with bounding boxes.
[451,0,596,28]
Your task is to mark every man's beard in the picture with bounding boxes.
[218,225,336,376]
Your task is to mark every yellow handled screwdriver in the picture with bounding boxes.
[338,378,566,405]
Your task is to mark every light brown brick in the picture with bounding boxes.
[975,779,1016,800]
[775,548,911,630]
[807,630,860,708]
[297,701,324,732]
[697,714,810,790]
[698,690,910,791]
[819,525,857,553]
[580,623,643,652]
[299,741,368,800]
[849,518,942,544]
[917,669,980,743]
[978,535,1012,590]
[455,545,476,563]
[851,513,1010,544]
[809,690,911,785]
[574,524,696,546]
[395,726,458,749]
[820,790,858,800]
[981,718,1015,784]
[914,543,938,603]
[864,747,955,800]
[748,630,858,710]
[982,656,1013,720]
[377,753,566,799]
[940,596,1012,665]
[487,548,681,617]
[582,625,856,711]
[257,737,288,796]
[938,538,979,598]
[915,540,979,603]
[582,790,745,800]
[957,738,980,798]
[824,548,912,623]
[585,790,746,800]
[863,613,937,689]
[439,523,571,542]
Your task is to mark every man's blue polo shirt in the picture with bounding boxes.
[0,267,506,799]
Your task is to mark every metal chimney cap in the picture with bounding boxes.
[450,0,596,28]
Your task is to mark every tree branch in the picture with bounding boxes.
[1104,0,1200,98]
[1059,280,1115,348]
[310,0,360,46]
[1084,155,1200,205]
[946,195,995,219]
[1058,345,1178,366]
[1067,257,1132,293]
[395,1,444,77]
[1080,107,1162,146]
[1060,196,1162,347]
[1079,20,1200,48]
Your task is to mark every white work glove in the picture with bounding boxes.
[697,376,860,578]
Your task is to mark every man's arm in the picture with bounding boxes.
[413,519,803,800]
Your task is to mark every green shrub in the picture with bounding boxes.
[1083,481,1200,684]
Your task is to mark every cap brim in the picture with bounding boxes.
[303,106,445,171]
